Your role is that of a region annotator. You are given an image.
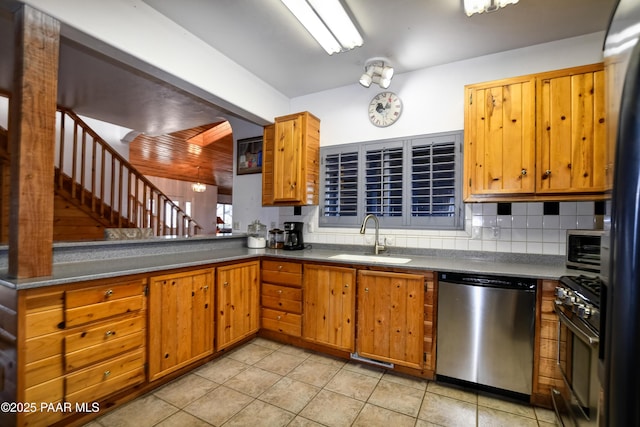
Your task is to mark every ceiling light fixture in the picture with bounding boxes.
[192,166,206,193]
[359,59,394,89]
[464,0,519,16]
[281,0,363,55]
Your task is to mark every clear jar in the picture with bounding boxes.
[268,229,284,249]
[247,220,267,248]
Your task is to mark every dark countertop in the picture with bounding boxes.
[0,240,582,290]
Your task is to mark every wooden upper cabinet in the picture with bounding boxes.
[464,76,536,199]
[262,111,320,206]
[464,63,606,201]
[536,64,606,194]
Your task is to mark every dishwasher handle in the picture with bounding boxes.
[438,272,536,291]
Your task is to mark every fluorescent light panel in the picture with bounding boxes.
[282,0,363,55]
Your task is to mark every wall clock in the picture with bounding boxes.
[368,91,402,127]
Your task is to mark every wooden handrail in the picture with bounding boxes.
[55,107,202,237]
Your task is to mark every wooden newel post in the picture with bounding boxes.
[8,5,60,278]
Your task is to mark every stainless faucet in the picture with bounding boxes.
[360,214,386,255]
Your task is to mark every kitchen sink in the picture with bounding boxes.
[328,254,412,264]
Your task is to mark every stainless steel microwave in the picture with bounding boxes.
[566,229,603,273]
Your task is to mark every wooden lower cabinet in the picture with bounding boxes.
[216,260,260,350]
[532,279,566,407]
[356,270,425,369]
[261,260,303,337]
[302,264,356,352]
[148,268,214,381]
[19,277,147,427]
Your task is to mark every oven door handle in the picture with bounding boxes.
[553,300,599,347]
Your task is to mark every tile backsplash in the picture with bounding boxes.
[279,201,602,256]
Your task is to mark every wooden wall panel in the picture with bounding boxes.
[129,122,234,196]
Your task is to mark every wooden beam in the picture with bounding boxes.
[8,5,60,278]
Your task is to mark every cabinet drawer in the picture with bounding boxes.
[261,308,301,337]
[64,280,146,327]
[64,315,144,354]
[261,284,302,313]
[66,348,145,401]
[262,260,302,287]
[65,330,144,372]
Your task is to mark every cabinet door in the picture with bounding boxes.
[356,271,424,369]
[273,114,304,203]
[216,261,260,350]
[262,124,275,205]
[537,66,606,193]
[148,268,214,381]
[464,77,536,199]
[303,264,355,352]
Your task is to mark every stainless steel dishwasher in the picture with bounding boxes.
[436,272,536,397]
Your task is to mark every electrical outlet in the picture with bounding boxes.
[233,221,240,230]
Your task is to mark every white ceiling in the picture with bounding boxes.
[143,0,617,98]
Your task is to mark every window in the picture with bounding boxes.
[217,203,233,233]
[319,131,463,229]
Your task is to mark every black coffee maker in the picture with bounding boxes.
[283,222,304,250]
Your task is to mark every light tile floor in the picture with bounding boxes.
[84,338,557,427]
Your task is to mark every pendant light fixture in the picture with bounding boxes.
[192,166,206,193]
[464,0,519,16]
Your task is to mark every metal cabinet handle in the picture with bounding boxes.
[203,285,209,290]
[277,315,281,320]
[521,169,527,176]
[344,284,349,288]
[105,289,113,297]
[278,265,283,270]
[277,289,283,294]
[224,281,229,287]
[105,330,114,338]
[364,287,369,292]
[104,370,111,378]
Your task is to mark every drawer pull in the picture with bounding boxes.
[224,281,229,287]
[365,287,369,292]
[278,265,283,271]
[278,290,283,294]
[277,315,281,320]
[105,330,115,338]
[105,289,114,298]
[203,285,209,290]
[104,370,111,378]
[344,284,349,288]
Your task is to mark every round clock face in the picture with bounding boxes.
[368,92,402,127]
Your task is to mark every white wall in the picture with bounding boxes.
[272,33,605,255]
[291,32,605,146]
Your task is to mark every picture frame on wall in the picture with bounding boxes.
[237,136,263,175]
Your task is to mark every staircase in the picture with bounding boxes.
[53,108,203,240]
[0,107,203,242]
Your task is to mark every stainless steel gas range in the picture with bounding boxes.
[552,272,603,426]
